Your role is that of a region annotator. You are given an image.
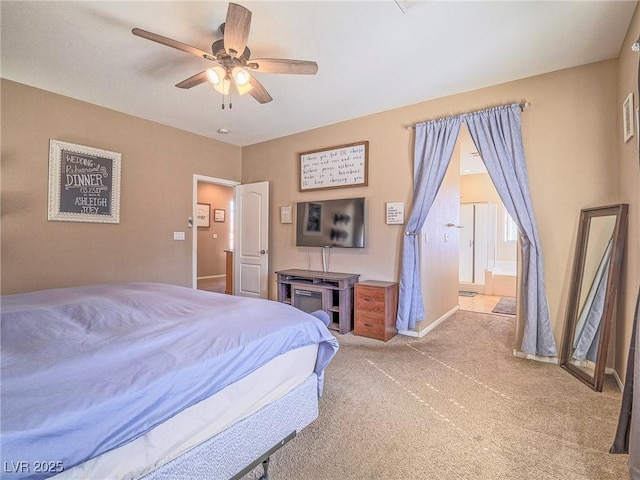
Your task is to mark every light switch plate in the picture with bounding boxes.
[174,232,185,241]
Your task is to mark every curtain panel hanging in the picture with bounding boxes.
[396,117,461,331]
[397,104,557,356]
[464,104,556,355]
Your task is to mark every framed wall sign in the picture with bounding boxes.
[214,209,225,222]
[386,202,405,224]
[280,206,293,224]
[623,92,634,142]
[636,106,639,152]
[299,141,368,191]
[48,140,121,223]
[196,203,210,227]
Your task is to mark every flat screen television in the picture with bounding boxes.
[296,197,365,248]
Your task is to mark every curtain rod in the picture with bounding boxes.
[405,101,531,130]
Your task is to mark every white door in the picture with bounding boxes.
[233,181,269,298]
[459,204,474,283]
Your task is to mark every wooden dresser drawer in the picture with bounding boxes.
[355,312,384,337]
[355,285,385,304]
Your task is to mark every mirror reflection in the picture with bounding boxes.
[569,216,616,375]
[561,204,628,391]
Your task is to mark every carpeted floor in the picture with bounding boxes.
[197,276,226,294]
[246,310,628,480]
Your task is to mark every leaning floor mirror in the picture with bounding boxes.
[560,204,629,391]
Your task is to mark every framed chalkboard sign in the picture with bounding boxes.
[299,141,368,191]
[48,140,121,223]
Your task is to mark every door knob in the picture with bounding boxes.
[260,249,268,254]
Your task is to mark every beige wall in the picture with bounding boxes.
[616,4,640,378]
[242,111,414,297]
[417,141,460,330]
[1,79,242,294]
[242,59,621,355]
[196,183,233,277]
[2,15,637,376]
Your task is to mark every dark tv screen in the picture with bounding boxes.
[296,197,365,248]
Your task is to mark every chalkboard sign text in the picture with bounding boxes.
[48,140,121,223]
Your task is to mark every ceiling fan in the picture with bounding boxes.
[132,2,318,107]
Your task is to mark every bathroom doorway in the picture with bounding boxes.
[457,127,518,317]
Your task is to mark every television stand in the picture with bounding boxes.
[275,269,360,334]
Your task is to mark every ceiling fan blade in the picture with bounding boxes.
[175,71,208,89]
[223,3,252,57]
[248,58,318,75]
[132,28,215,61]
[248,76,273,104]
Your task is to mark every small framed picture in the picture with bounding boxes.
[280,206,292,224]
[386,202,405,224]
[214,209,225,222]
[196,203,210,227]
[636,107,640,152]
[623,92,634,142]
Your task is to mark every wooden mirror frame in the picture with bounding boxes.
[560,204,628,391]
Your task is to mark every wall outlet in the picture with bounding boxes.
[173,232,185,241]
[213,233,218,239]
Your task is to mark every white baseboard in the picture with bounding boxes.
[606,367,624,391]
[510,353,624,392]
[197,274,225,280]
[512,350,559,364]
[398,306,459,338]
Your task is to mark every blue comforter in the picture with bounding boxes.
[1,283,338,480]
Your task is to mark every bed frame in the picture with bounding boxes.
[142,373,319,479]
[2,284,335,480]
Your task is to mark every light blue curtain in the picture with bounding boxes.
[572,239,613,362]
[464,104,556,356]
[397,103,556,356]
[396,117,461,331]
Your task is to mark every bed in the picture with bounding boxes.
[1,282,338,480]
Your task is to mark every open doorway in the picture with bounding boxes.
[192,175,240,293]
[457,125,518,317]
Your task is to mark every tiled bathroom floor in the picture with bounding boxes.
[458,293,503,314]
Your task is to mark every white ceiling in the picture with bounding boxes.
[1,1,636,147]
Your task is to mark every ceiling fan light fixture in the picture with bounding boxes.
[235,80,254,95]
[232,67,251,86]
[213,77,231,95]
[206,66,225,86]
[207,66,233,95]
